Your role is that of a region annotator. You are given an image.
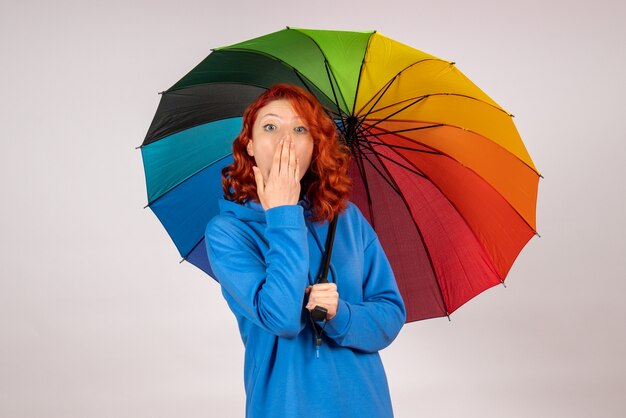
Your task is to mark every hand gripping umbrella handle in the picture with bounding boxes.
[311,214,338,322]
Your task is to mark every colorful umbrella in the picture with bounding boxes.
[140,27,540,323]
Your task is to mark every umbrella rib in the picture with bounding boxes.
[358,140,428,179]
[324,58,348,116]
[292,71,345,120]
[355,121,445,157]
[369,141,441,156]
[360,125,540,234]
[358,123,444,140]
[354,58,452,116]
[361,117,541,177]
[357,125,444,156]
[367,136,506,290]
[290,28,350,114]
[181,233,207,262]
[360,96,427,132]
[352,141,377,228]
[350,31,378,115]
[358,75,399,122]
[362,124,541,222]
[357,140,451,320]
[355,59,514,121]
[365,137,518,283]
[356,146,403,195]
[292,70,347,137]
[365,92,514,119]
[323,61,348,138]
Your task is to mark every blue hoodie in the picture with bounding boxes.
[205,198,406,418]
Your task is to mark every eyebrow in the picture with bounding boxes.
[260,113,281,119]
[259,113,303,120]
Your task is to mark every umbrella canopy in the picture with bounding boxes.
[140,27,540,323]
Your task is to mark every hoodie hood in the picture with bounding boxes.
[218,197,313,223]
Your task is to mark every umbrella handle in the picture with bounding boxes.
[310,214,338,322]
[310,306,328,321]
[317,213,338,284]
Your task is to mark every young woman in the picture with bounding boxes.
[205,83,406,418]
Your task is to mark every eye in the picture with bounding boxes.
[294,126,308,134]
[262,123,276,132]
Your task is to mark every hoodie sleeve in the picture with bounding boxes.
[205,204,309,339]
[319,216,406,353]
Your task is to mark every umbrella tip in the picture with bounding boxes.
[500,280,507,289]
[446,313,451,322]
[179,257,186,264]
[535,231,542,238]
[143,203,149,209]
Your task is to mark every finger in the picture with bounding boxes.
[289,137,296,176]
[252,166,264,195]
[270,139,283,179]
[312,283,337,291]
[279,136,290,174]
[294,157,300,182]
[309,290,337,300]
[306,299,324,309]
[315,295,339,303]
[309,296,338,307]
[309,295,338,305]
[306,299,336,310]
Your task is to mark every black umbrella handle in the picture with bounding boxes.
[311,213,338,321]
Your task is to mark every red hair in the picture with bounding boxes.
[222,83,351,222]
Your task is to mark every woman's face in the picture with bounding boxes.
[247,99,314,182]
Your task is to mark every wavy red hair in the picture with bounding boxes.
[222,83,351,222]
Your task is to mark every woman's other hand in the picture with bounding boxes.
[305,283,339,321]
[253,136,301,211]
